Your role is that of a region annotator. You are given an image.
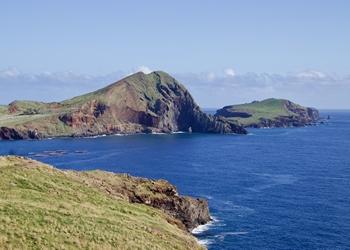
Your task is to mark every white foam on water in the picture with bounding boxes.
[197,238,214,247]
[112,133,132,136]
[84,134,107,139]
[151,132,167,135]
[191,221,213,235]
[192,216,239,247]
[191,216,219,235]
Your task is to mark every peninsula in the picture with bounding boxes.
[0,71,246,140]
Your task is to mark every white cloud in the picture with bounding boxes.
[137,66,152,74]
[175,70,350,108]
[0,69,124,104]
[296,70,327,79]
[224,68,236,77]
[0,67,349,108]
[0,67,21,78]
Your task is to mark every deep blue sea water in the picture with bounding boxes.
[1,111,350,249]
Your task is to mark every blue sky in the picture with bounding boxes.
[1,0,350,108]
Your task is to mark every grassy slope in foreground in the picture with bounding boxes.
[0,106,7,115]
[0,156,203,249]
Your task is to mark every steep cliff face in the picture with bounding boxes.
[0,71,246,140]
[215,98,320,128]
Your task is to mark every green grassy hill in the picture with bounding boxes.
[221,99,293,125]
[215,98,319,128]
[0,156,203,249]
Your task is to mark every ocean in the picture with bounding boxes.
[1,111,349,249]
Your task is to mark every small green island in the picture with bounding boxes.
[0,156,209,249]
[215,98,319,128]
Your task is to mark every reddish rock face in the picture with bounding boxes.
[58,100,106,128]
[0,71,247,140]
[8,103,18,114]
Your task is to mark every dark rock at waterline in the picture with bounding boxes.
[0,127,41,140]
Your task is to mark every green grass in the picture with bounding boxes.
[0,113,52,126]
[0,156,203,249]
[222,98,305,126]
[8,101,49,113]
[62,91,103,106]
[64,71,182,108]
[0,105,7,115]
[0,113,75,138]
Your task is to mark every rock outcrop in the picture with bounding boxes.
[0,71,246,140]
[215,98,320,128]
[2,156,211,232]
[0,127,41,140]
[73,171,211,231]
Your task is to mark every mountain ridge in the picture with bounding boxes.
[0,71,246,140]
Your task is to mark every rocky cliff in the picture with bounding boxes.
[215,98,319,128]
[72,170,211,231]
[0,71,246,140]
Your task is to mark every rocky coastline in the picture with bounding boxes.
[70,168,211,231]
[0,71,246,140]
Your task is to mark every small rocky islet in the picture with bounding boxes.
[215,98,320,128]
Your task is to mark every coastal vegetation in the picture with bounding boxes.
[215,98,319,128]
[0,156,205,249]
[0,71,245,140]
